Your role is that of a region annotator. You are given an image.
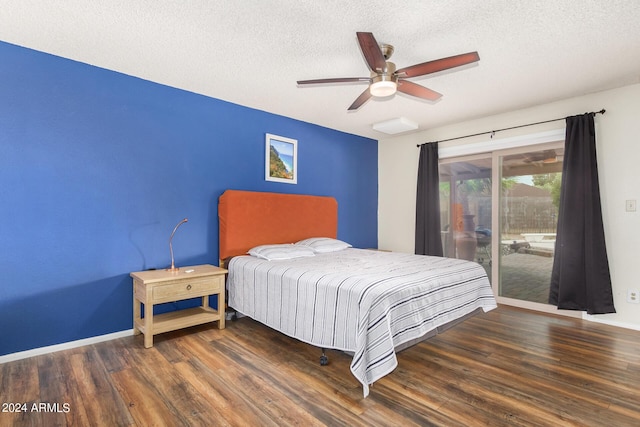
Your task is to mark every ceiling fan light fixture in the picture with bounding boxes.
[370,80,397,97]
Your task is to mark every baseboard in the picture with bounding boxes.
[582,313,640,331]
[0,329,135,364]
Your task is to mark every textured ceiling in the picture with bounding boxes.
[2,1,640,139]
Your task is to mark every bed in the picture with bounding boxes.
[219,189,497,397]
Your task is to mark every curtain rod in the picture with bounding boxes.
[416,109,606,148]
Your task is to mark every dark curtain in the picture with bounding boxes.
[549,113,615,314]
[415,142,443,256]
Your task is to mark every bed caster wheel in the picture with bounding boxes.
[320,349,329,366]
[320,355,329,366]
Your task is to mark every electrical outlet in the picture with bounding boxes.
[627,289,640,304]
[626,199,637,212]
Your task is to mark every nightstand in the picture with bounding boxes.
[131,264,227,348]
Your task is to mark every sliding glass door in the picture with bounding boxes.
[439,142,566,312]
[498,144,563,305]
[439,154,493,280]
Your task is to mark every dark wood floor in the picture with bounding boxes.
[2,305,640,426]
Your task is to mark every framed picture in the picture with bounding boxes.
[265,133,297,184]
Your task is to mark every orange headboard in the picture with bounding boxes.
[218,190,338,260]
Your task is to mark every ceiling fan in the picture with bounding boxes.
[522,150,561,164]
[296,32,480,111]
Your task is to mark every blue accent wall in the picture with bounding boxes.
[0,41,378,356]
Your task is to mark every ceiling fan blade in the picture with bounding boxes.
[356,32,387,72]
[348,87,373,110]
[395,51,480,78]
[397,80,442,101]
[297,77,371,85]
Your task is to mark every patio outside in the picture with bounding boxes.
[478,235,555,304]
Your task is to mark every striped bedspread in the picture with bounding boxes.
[227,248,497,397]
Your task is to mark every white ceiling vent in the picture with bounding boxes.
[372,117,419,135]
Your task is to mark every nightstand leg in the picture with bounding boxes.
[218,291,225,329]
[144,302,153,348]
[133,298,141,335]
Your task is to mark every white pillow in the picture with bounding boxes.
[248,244,316,261]
[295,237,352,253]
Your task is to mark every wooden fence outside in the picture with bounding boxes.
[440,196,558,235]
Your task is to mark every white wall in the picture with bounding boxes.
[378,83,640,328]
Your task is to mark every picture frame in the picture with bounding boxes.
[265,133,297,184]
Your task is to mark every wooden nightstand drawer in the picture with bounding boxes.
[153,275,223,303]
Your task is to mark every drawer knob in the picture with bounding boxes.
[186,284,192,290]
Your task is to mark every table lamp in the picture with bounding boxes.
[166,218,188,271]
